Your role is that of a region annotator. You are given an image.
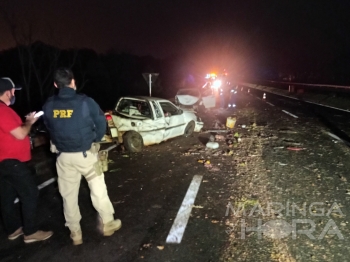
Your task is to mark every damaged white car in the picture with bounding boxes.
[103,96,203,152]
[175,88,216,109]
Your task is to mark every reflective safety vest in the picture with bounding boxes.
[43,94,95,152]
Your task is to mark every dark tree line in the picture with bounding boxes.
[1,40,350,118]
[0,42,197,116]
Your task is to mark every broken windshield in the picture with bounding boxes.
[116,99,152,119]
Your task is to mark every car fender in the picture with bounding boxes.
[181,110,203,132]
[111,114,165,145]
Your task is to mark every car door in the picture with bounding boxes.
[158,101,186,140]
[175,89,201,106]
[201,87,216,108]
[141,101,166,145]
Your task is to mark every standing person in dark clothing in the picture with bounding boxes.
[227,85,237,109]
[42,68,121,245]
[0,77,53,243]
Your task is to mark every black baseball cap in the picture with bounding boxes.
[0,77,22,93]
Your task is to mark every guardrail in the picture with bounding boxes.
[250,80,350,90]
[241,82,350,113]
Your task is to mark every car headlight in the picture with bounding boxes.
[131,121,142,127]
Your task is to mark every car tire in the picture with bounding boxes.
[123,131,144,152]
[184,121,195,137]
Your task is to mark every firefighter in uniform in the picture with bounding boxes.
[42,68,121,245]
[219,88,225,108]
[228,85,237,109]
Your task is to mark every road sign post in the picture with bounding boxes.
[142,73,159,97]
[149,74,152,96]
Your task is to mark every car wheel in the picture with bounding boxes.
[123,131,144,152]
[184,121,195,137]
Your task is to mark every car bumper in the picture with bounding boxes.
[194,121,204,132]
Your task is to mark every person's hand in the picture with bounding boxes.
[25,112,39,125]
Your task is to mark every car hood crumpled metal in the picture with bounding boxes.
[176,89,201,106]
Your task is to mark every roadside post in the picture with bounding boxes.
[288,74,295,93]
[142,73,159,97]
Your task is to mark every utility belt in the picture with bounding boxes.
[50,141,109,175]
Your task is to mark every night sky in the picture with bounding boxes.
[1,0,349,75]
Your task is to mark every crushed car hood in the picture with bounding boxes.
[176,89,201,106]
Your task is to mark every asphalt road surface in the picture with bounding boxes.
[1,89,350,262]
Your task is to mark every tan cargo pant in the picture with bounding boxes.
[56,148,115,232]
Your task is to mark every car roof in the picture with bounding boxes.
[120,96,171,103]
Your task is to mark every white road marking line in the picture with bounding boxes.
[37,177,56,189]
[282,110,298,118]
[166,175,203,244]
[14,178,56,204]
[266,102,275,106]
[326,132,350,146]
[105,144,117,152]
[327,132,341,141]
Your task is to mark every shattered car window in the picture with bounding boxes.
[117,99,152,118]
[159,102,180,116]
[151,101,163,118]
[202,87,213,96]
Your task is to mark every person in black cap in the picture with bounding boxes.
[0,77,53,243]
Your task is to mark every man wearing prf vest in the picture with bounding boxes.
[42,68,121,245]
